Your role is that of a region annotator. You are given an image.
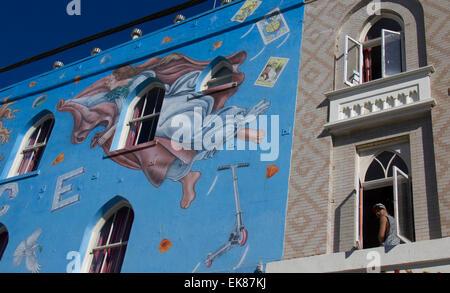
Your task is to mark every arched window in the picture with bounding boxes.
[87,203,134,273]
[8,113,54,177]
[198,57,234,92]
[0,225,8,261]
[123,85,165,148]
[358,150,414,248]
[362,17,405,82]
[364,151,409,182]
[344,15,405,86]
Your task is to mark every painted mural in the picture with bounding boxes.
[0,0,305,273]
[0,99,18,146]
[57,51,270,210]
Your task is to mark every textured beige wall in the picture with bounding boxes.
[284,0,449,259]
[421,0,450,237]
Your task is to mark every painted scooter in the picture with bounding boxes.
[205,163,249,268]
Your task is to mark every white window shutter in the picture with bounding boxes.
[381,29,403,77]
[344,35,363,86]
[393,166,414,243]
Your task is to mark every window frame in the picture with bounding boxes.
[356,143,414,249]
[116,82,166,150]
[81,200,134,273]
[344,35,364,87]
[7,113,54,178]
[197,57,237,94]
[381,29,405,78]
[344,15,406,86]
[393,166,415,243]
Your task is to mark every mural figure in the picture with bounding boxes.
[57,51,269,209]
[13,228,42,273]
[0,98,19,146]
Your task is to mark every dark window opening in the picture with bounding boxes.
[362,186,394,248]
[16,116,54,176]
[0,229,8,261]
[363,18,404,83]
[125,87,165,148]
[360,150,414,248]
[89,206,134,273]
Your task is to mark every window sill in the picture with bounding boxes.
[0,170,40,185]
[103,141,158,159]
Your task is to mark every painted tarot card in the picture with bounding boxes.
[255,57,289,88]
[231,0,262,23]
[256,8,290,45]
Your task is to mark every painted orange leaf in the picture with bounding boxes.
[159,239,172,253]
[52,153,65,165]
[266,164,279,179]
[29,81,36,88]
[162,36,174,44]
[213,41,223,51]
[75,76,82,84]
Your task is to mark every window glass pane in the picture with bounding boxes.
[37,119,54,144]
[376,151,395,169]
[387,155,409,177]
[383,30,403,76]
[208,65,233,88]
[109,207,129,244]
[345,37,362,85]
[137,117,157,144]
[154,88,165,116]
[142,89,158,117]
[17,151,35,175]
[365,159,385,181]
[97,216,113,247]
[102,247,124,273]
[29,148,45,172]
[214,66,232,79]
[395,171,415,242]
[89,250,106,273]
[122,210,134,242]
[126,105,142,147]
[27,128,40,146]
[367,18,402,40]
[131,87,165,145]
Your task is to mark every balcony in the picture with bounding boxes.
[324,66,435,135]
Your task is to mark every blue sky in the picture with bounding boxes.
[0,0,218,89]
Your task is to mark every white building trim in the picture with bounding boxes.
[266,237,450,273]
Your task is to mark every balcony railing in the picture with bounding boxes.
[324,66,435,135]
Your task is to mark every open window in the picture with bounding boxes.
[344,17,405,86]
[123,85,165,148]
[356,150,414,248]
[8,114,54,177]
[0,225,8,261]
[393,166,415,243]
[86,203,134,273]
[198,57,236,93]
[344,35,363,86]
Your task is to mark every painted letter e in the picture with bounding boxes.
[67,0,81,16]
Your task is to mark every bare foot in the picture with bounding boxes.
[179,171,201,209]
[236,128,265,144]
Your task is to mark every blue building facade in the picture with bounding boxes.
[0,0,305,273]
